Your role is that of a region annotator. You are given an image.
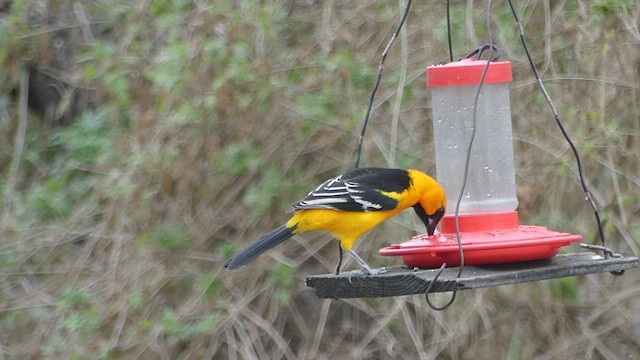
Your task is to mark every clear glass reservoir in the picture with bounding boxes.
[427,59,518,215]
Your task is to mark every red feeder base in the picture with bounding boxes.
[379,211,582,269]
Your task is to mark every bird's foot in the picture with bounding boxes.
[371,267,388,275]
[349,267,388,277]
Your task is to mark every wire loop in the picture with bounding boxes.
[462,43,501,62]
[424,263,457,311]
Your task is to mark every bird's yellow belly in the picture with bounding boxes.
[287,209,402,251]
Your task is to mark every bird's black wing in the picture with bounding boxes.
[291,168,411,212]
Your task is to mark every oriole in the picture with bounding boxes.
[224,167,446,275]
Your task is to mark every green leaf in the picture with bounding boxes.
[154,224,189,250]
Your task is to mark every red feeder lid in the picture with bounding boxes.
[427,59,512,87]
[379,225,582,269]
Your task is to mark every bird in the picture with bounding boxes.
[223,167,446,275]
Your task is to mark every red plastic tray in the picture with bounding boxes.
[379,225,582,269]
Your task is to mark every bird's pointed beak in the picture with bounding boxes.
[413,204,446,236]
[426,206,445,236]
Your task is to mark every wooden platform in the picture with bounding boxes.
[305,252,639,299]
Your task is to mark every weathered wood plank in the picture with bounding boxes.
[305,253,639,299]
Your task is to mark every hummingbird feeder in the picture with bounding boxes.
[379,55,583,268]
[306,50,636,301]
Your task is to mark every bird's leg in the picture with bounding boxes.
[348,250,387,276]
[337,243,343,275]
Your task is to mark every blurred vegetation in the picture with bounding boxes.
[0,0,639,358]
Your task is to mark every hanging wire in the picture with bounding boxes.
[338,0,412,275]
[354,0,412,169]
[425,0,495,311]
[446,0,453,62]
[505,1,622,275]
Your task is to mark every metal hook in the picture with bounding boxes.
[580,243,626,276]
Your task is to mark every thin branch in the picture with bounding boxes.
[2,69,29,224]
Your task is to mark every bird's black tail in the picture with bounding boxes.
[224,225,296,269]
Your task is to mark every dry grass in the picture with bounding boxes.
[0,0,639,359]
